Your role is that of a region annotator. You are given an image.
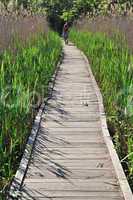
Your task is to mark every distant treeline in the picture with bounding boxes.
[0,1,133,31]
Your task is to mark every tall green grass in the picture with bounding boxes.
[0,31,62,194]
[70,29,133,189]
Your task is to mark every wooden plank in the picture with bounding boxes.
[33,135,104,144]
[33,142,105,148]
[30,159,113,169]
[37,147,108,153]
[44,113,99,119]
[39,131,102,135]
[22,190,123,198]
[22,194,124,200]
[46,105,99,110]
[44,117,100,122]
[27,169,115,179]
[34,140,107,147]
[38,134,103,139]
[41,128,101,132]
[47,101,99,106]
[32,152,109,160]
[24,179,120,192]
[42,122,101,128]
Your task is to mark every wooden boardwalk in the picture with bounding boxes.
[21,44,132,200]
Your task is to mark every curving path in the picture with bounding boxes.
[20,43,132,200]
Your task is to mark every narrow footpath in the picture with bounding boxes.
[21,44,132,200]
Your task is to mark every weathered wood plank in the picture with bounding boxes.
[41,127,102,132]
[26,168,116,179]
[29,159,113,170]
[42,122,101,128]
[24,179,120,192]
[36,147,108,153]
[22,195,124,200]
[22,190,123,198]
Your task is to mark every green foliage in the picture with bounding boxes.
[0,31,62,194]
[40,0,133,31]
[0,1,133,27]
[70,29,133,189]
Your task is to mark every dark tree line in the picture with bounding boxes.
[0,0,133,31]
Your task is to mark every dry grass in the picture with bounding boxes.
[0,14,48,52]
[75,16,133,51]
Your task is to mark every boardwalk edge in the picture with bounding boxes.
[8,52,63,199]
[81,51,133,200]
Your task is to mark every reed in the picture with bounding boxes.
[0,14,48,52]
[0,30,62,194]
[70,29,133,189]
[75,16,133,52]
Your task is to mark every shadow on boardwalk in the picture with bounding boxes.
[10,43,132,200]
[21,98,73,199]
